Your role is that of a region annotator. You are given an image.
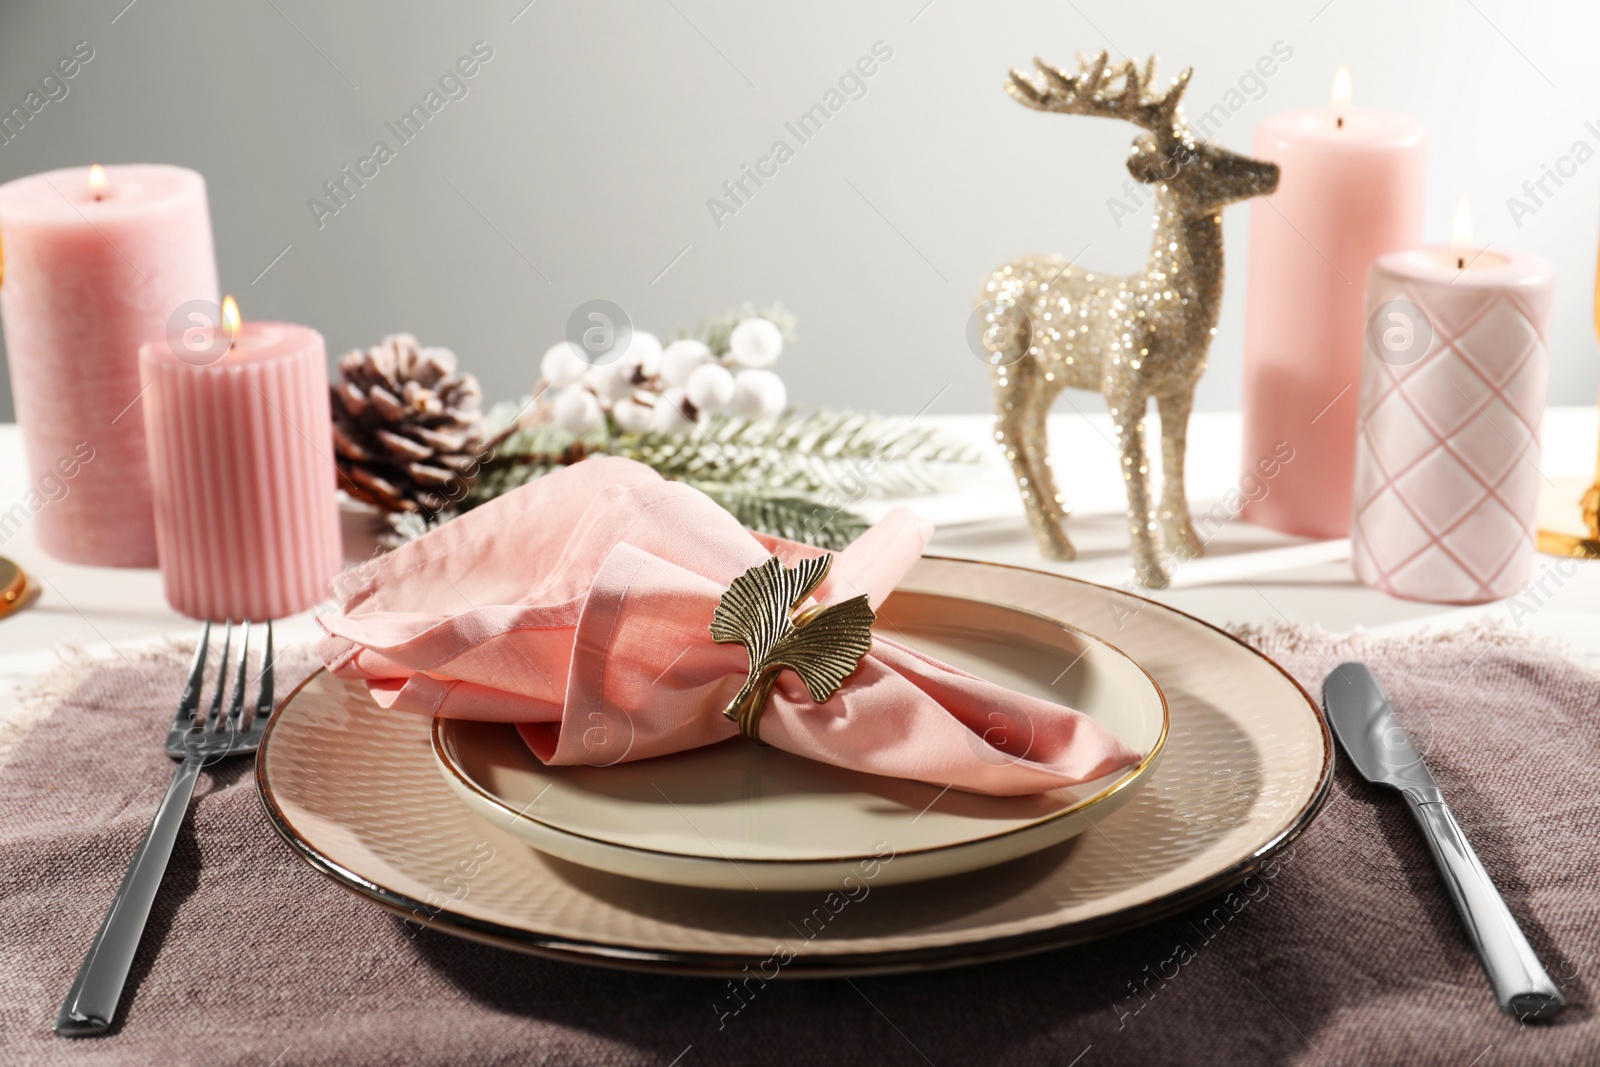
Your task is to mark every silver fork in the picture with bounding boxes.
[55,620,276,1037]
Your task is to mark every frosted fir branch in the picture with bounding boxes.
[401,469,871,550]
[487,408,982,499]
[486,399,983,498]
[691,484,870,550]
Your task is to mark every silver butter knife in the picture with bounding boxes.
[1323,662,1564,1021]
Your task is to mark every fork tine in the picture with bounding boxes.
[250,620,276,730]
[174,622,212,730]
[205,621,233,732]
[225,620,251,732]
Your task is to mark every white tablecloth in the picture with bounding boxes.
[1,410,1596,701]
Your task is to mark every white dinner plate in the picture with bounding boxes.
[431,590,1169,891]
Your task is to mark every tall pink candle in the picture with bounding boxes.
[1351,229,1553,603]
[140,310,341,621]
[1240,74,1427,538]
[0,164,219,566]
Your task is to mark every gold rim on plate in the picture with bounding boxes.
[428,592,1169,889]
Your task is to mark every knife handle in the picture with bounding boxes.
[1403,792,1565,1020]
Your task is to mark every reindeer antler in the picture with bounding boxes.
[1007,51,1192,139]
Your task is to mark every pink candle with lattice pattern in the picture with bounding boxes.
[1350,237,1554,604]
[140,310,341,621]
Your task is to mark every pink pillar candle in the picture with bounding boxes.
[1350,243,1554,603]
[0,164,219,566]
[140,318,342,621]
[1240,92,1427,538]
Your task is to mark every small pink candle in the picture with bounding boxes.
[140,299,341,621]
[0,164,219,566]
[1351,202,1554,604]
[1240,69,1427,538]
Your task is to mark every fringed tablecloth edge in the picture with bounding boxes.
[1226,616,1586,670]
[0,635,319,769]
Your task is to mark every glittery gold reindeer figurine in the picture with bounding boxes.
[976,52,1279,588]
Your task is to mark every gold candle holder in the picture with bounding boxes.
[1539,251,1600,560]
[1537,441,1600,560]
[0,558,32,622]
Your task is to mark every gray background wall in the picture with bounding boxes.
[1,0,1596,422]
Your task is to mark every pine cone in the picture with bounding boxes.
[331,334,488,514]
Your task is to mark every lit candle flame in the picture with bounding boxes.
[1450,197,1474,270]
[88,164,107,200]
[221,295,241,350]
[1451,197,1473,249]
[1330,66,1352,108]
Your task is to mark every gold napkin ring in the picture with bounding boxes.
[710,554,875,744]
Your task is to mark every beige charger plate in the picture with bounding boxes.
[431,590,1169,891]
[257,557,1333,977]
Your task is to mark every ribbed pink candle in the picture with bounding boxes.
[140,317,341,621]
[1240,89,1427,538]
[0,164,219,566]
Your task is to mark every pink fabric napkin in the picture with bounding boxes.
[318,457,1141,796]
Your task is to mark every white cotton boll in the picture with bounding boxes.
[554,388,603,435]
[660,339,713,386]
[585,364,635,405]
[654,388,697,433]
[685,362,736,413]
[540,342,589,388]
[612,397,654,434]
[617,330,663,380]
[727,318,783,368]
[730,369,787,419]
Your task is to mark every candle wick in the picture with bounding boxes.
[1336,115,1344,129]
[1457,256,1465,269]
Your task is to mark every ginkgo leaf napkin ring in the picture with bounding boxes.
[710,554,876,744]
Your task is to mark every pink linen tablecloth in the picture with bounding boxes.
[0,624,1595,1066]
